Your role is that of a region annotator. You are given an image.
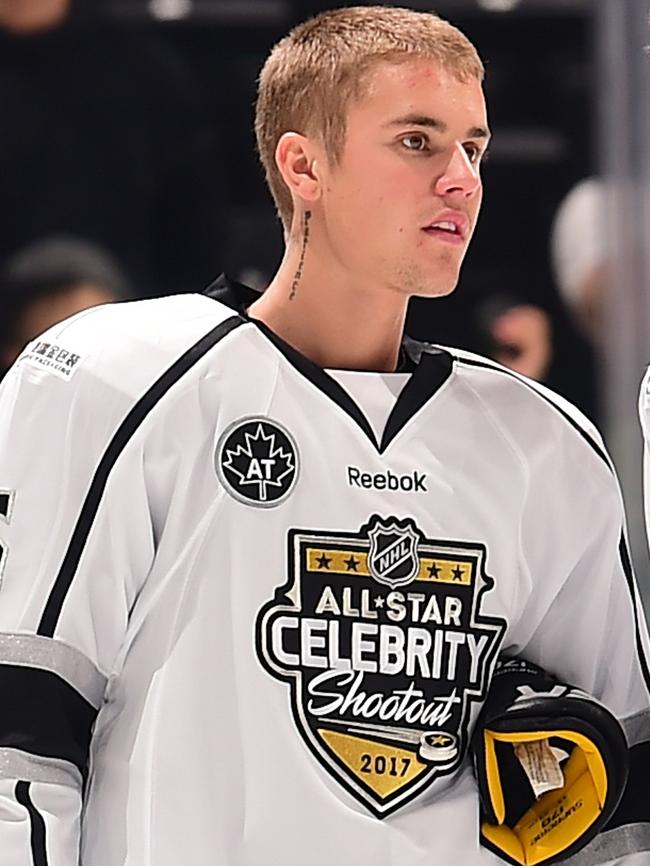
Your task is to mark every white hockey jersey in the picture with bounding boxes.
[0,275,649,866]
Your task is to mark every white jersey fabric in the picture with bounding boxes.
[0,275,649,866]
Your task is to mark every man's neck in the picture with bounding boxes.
[247,226,408,373]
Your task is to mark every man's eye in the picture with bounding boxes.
[401,134,429,152]
[464,143,484,164]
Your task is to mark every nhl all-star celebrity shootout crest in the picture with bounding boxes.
[256,515,506,817]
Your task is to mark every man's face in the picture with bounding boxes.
[318,58,489,298]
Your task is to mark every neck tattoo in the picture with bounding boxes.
[289,210,312,301]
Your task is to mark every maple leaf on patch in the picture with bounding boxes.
[222,423,294,501]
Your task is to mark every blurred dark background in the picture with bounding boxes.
[0,0,598,416]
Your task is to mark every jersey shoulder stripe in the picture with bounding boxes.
[444,346,609,469]
[37,311,245,637]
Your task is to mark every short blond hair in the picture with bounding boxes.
[255,5,484,230]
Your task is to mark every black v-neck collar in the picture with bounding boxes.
[203,274,454,453]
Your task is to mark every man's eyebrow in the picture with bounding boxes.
[467,126,491,141]
[384,114,491,141]
[384,114,447,131]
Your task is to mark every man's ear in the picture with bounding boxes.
[275,133,323,206]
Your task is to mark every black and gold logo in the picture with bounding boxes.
[256,515,506,817]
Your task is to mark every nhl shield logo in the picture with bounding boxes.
[216,416,299,507]
[256,514,507,817]
[368,519,419,588]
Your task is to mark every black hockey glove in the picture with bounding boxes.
[471,658,628,866]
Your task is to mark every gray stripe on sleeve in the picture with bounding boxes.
[622,708,650,747]
[0,747,82,789]
[0,632,106,708]
[565,824,650,865]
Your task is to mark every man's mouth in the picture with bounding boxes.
[421,212,469,246]
[422,223,465,245]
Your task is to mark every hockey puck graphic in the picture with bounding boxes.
[418,731,459,762]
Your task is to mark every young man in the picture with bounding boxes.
[0,7,647,865]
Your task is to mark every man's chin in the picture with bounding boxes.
[411,256,463,298]
[389,260,461,298]
[411,278,459,299]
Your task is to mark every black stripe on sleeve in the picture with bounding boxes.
[606,740,650,828]
[38,315,243,638]
[0,665,96,775]
[619,535,650,695]
[15,781,48,866]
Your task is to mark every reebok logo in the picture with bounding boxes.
[347,466,428,493]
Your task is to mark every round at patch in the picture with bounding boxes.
[216,417,299,507]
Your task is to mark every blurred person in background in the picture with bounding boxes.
[550,176,606,346]
[0,235,129,374]
[0,0,225,296]
[549,177,606,421]
[470,291,553,380]
[406,214,598,417]
[407,273,554,381]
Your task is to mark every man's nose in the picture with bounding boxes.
[433,142,481,198]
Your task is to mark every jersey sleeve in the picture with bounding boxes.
[639,367,650,558]
[509,415,650,866]
[0,326,155,865]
